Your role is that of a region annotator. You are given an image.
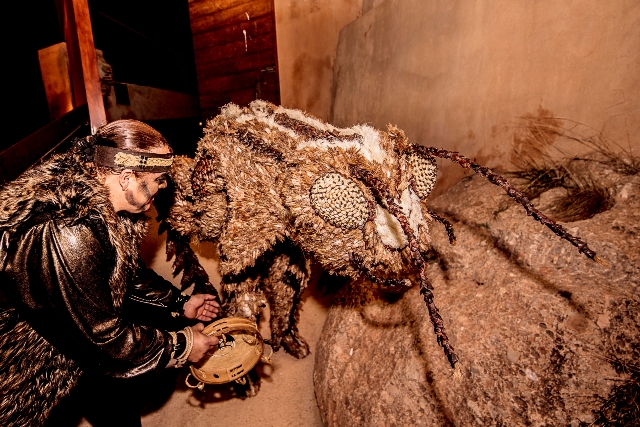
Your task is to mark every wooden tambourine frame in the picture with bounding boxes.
[185,317,272,390]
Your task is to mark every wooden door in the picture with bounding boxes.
[189,0,280,120]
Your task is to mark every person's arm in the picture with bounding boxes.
[124,261,220,326]
[123,263,190,328]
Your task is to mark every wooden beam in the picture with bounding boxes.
[192,13,274,51]
[190,0,280,115]
[63,0,106,133]
[38,42,75,120]
[195,32,276,66]
[196,50,276,81]
[189,0,255,19]
[190,1,272,34]
[59,0,86,108]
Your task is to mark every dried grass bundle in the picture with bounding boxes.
[507,116,638,222]
[584,357,640,427]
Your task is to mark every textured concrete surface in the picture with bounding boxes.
[330,0,640,197]
[274,0,362,120]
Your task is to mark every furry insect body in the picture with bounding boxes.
[165,100,601,368]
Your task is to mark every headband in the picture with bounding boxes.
[93,145,174,172]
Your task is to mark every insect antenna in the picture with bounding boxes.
[407,146,609,266]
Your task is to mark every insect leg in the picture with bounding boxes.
[428,210,457,246]
[350,165,459,368]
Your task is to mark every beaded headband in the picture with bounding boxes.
[93,145,174,172]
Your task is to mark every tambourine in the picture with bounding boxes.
[185,317,272,390]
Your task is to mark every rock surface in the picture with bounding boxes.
[314,168,640,426]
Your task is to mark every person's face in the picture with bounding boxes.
[121,145,171,213]
[123,171,168,213]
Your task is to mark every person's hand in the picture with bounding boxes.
[183,294,220,321]
[188,323,220,363]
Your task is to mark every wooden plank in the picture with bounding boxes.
[199,68,280,105]
[197,71,271,94]
[190,1,272,34]
[200,86,256,105]
[196,50,276,80]
[200,83,277,119]
[197,67,272,93]
[189,0,279,118]
[201,95,255,118]
[0,105,89,184]
[269,0,280,105]
[69,0,106,132]
[189,0,254,19]
[38,42,74,120]
[229,90,257,105]
[200,88,256,109]
[198,72,261,96]
[256,70,280,104]
[195,32,276,67]
[192,13,274,51]
[201,108,223,120]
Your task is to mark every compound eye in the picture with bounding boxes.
[407,153,437,198]
[310,172,368,229]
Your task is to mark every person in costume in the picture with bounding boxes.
[0,120,220,426]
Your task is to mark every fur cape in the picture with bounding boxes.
[0,151,148,426]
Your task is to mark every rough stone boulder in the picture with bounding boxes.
[314,168,639,426]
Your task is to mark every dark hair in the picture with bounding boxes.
[73,120,171,172]
[94,120,169,151]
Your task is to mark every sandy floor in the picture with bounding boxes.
[76,209,328,426]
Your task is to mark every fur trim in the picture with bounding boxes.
[0,309,81,427]
[0,152,148,308]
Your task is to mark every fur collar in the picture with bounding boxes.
[0,152,148,308]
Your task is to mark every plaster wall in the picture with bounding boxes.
[274,0,362,120]
[106,83,199,121]
[330,0,640,195]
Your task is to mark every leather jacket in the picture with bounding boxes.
[0,212,182,378]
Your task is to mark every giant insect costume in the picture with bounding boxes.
[164,100,603,368]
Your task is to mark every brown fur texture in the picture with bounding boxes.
[0,150,148,426]
[0,309,81,427]
[166,101,441,359]
[0,150,148,308]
